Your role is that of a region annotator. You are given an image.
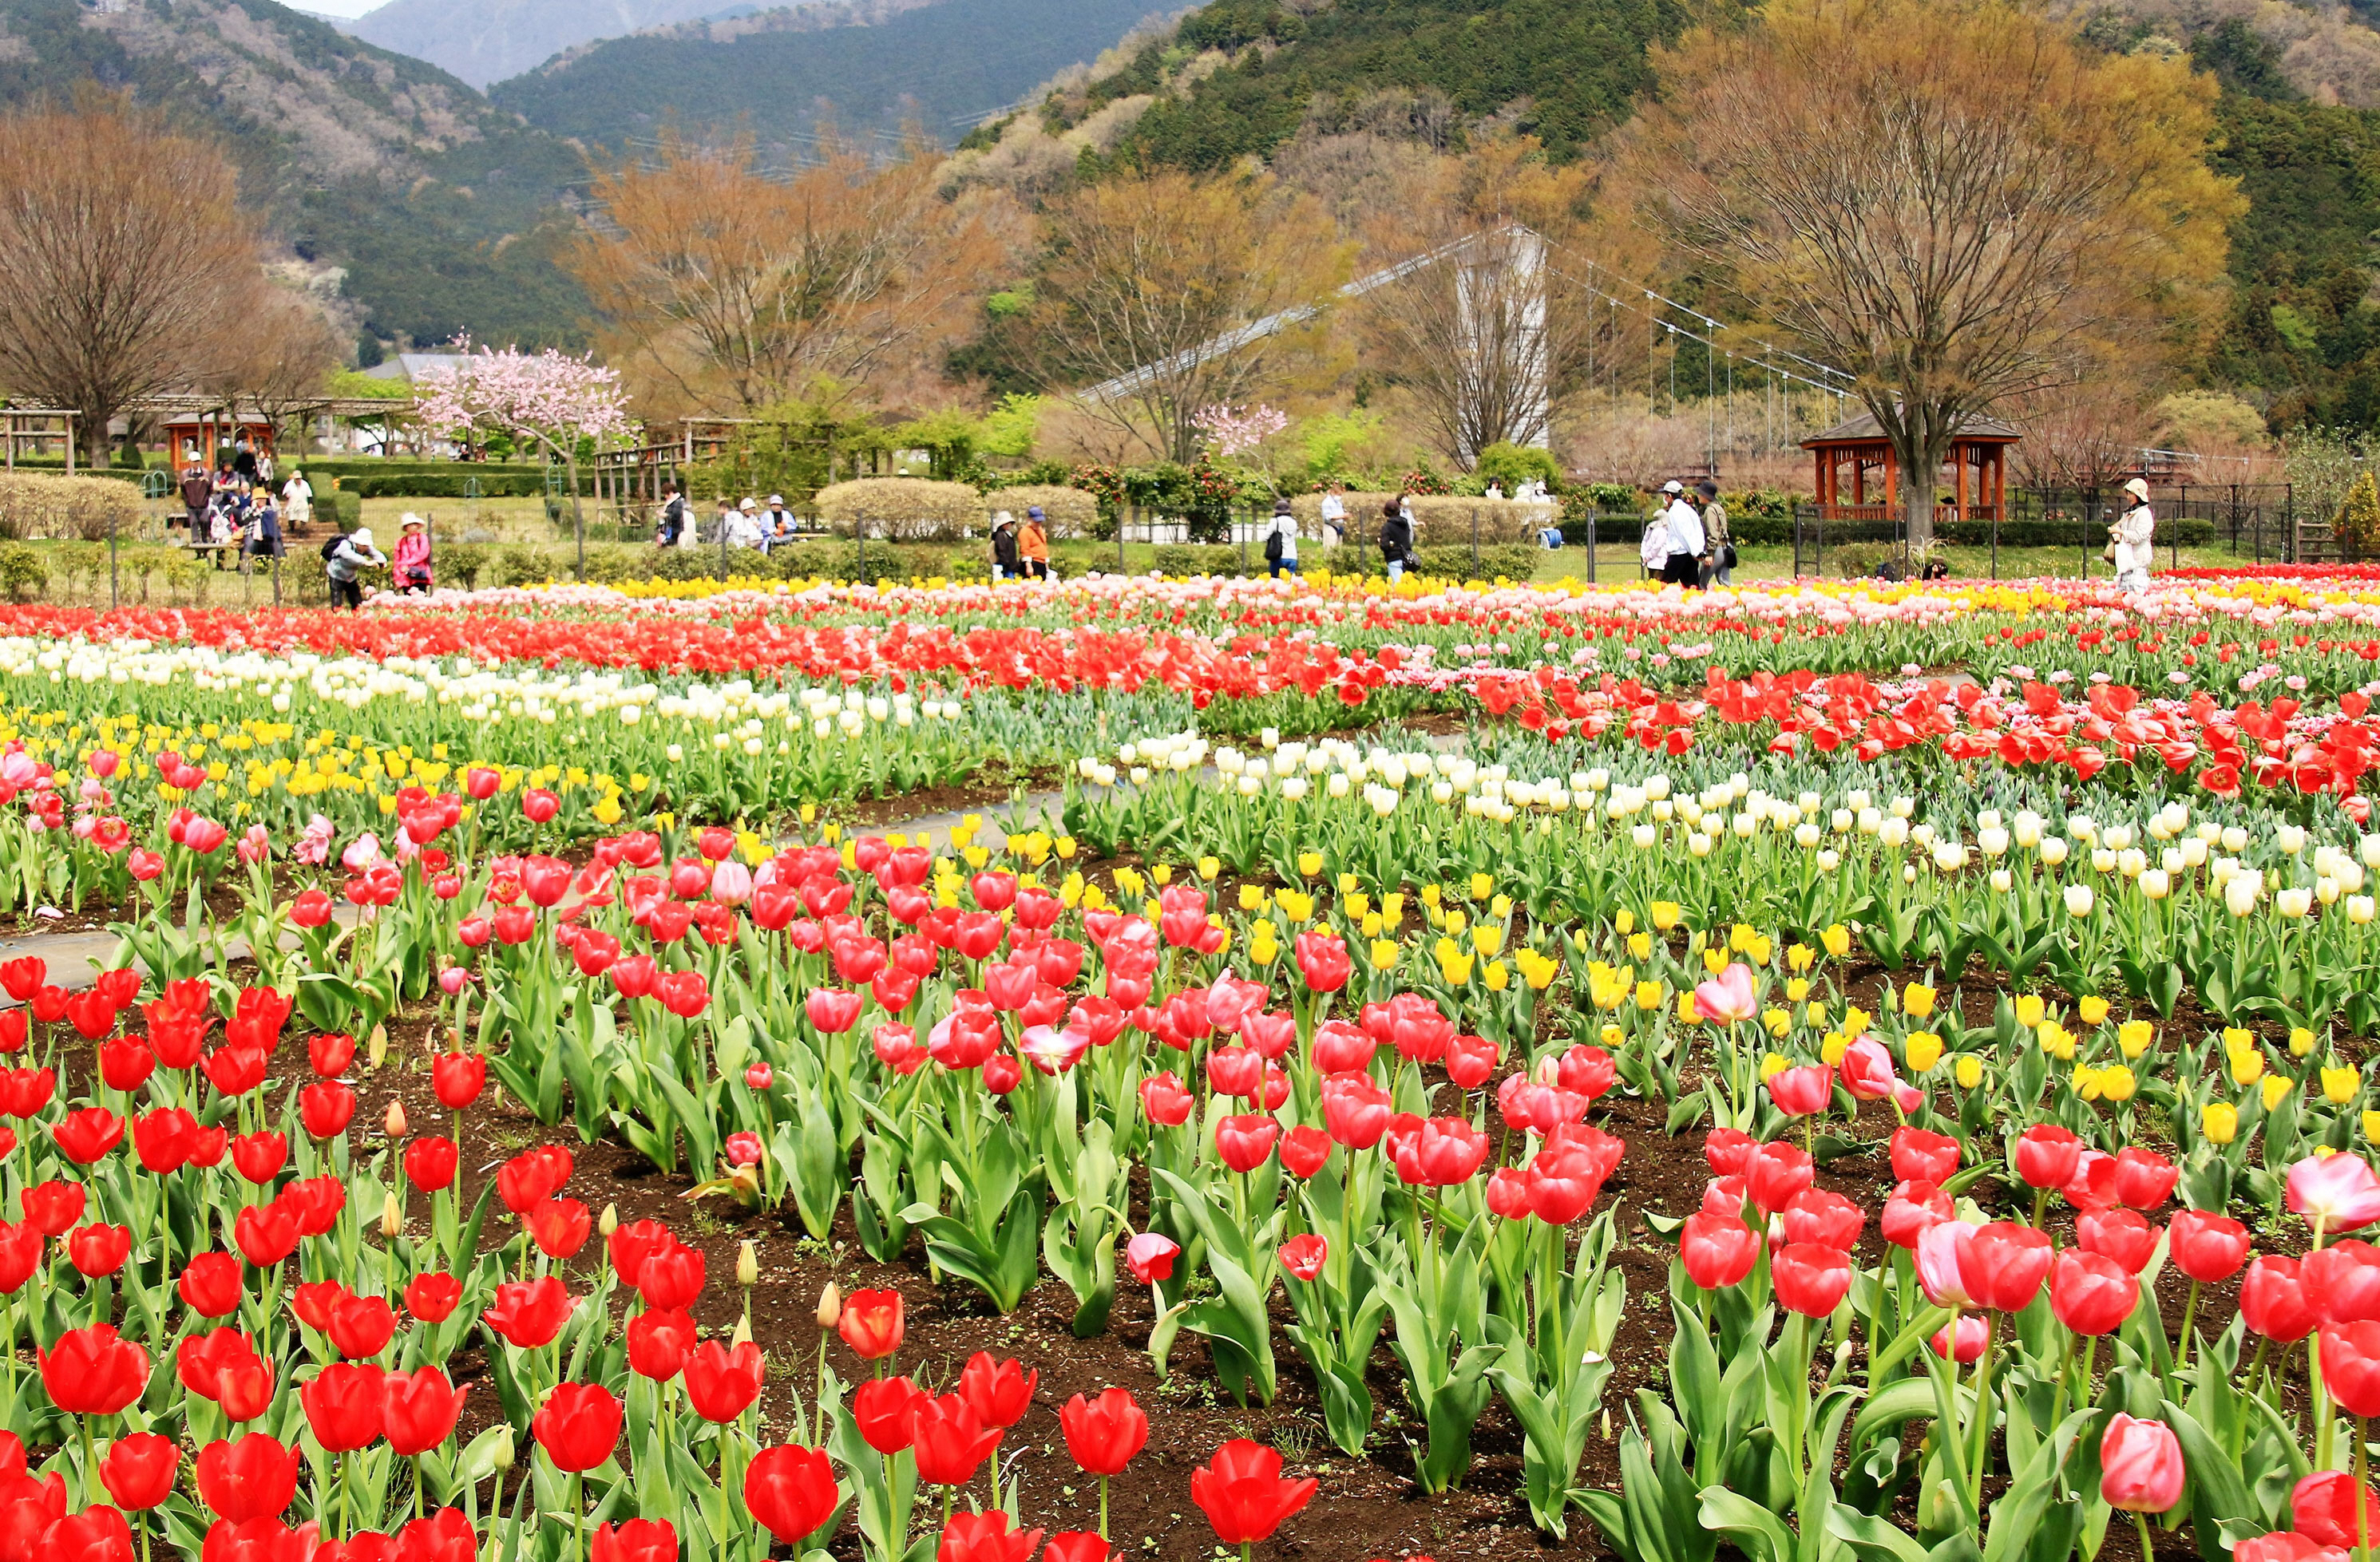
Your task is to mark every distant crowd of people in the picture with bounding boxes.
[174,443,311,567]
[653,485,807,553]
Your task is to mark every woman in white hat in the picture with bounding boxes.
[2109,477,2155,591]
[325,525,387,611]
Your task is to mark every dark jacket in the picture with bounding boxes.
[1379,512,1414,563]
[656,495,687,545]
[992,525,1020,571]
[179,473,213,509]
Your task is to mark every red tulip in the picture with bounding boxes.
[1190,1439,1317,1545]
[53,1109,125,1164]
[683,1339,766,1422]
[1320,1074,1391,1149]
[1125,1232,1178,1284]
[1214,1115,1279,1174]
[1293,930,1350,992]
[591,1518,676,1562]
[232,1202,299,1268]
[229,1133,286,1185]
[626,1307,695,1382]
[382,1367,468,1457]
[1392,1116,1490,1186]
[1279,1232,1329,1281]
[854,1376,925,1454]
[2099,1414,2184,1513]
[2014,1124,2083,1191]
[1060,1387,1147,1476]
[98,1433,178,1510]
[22,1178,84,1236]
[1772,1243,1854,1318]
[495,1146,571,1212]
[2167,1208,2251,1285]
[1889,1127,1961,1185]
[2294,1472,2380,1549]
[481,1279,575,1349]
[1930,1315,1990,1363]
[838,1287,904,1358]
[2243,1255,2319,1342]
[635,1242,703,1311]
[525,1198,591,1260]
[1279,1125,1331,1179]
[2324,1322,2380,1418]
[530,1382,621,1473]
[133,1108,196,1175]
[2113,1148,2179,1211]
[1681,1211,1760,1290]
[1745,1141,1815,1214]
[430,1054,485,1111]
[2235,1534,2347,1562]
[1766,1064,1832,1117]
[298,1082,354,1141]
[196,1434,301,1521]
[403,1137,458,1192]
[744,1444,839,1544]
[179,1252,244,1318]
[68,1224,131,1278]
[41,1504,134,1561]
[196,1517,319,1560]
[403,1273,463,1325]
[2050,1249,2139,1336]
[328,1295,397,1359]
[937,1511,1043,1562]
[307,1033,356,1078]
[0,1472,66,1560]
[39,1324,149,1415]
[1881,1180,1953,1249]
[959,1352,1036,1430]
[2075,1208,2160,1275]
[1958,1222,2052,1313]
[98,1038,153,1092]
[1780,1189,1864,1251]
[911,1393,1004,1487]
[300,1362,385,1453]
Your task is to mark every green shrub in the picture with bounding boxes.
[0,473,143,541]
[814,478,986,542]
[0,543,45,599]
[987,484,1098,539]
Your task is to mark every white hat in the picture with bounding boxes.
[2123,477,2150,501]
[767,494,784,505]
[740,497,757,510]
[400,512,426,529]
[1661,480,1684,495]
[350,528,374,548]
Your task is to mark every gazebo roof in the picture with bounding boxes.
[1800,409,2022,450]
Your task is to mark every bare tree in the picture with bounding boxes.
[1358,136,1594,466]
[1033,168,1351,463]
[1606,0,2242,543]
[570,129,1020,418]
[204,283,344,458]
[0,97,261,468]
[2005,377,2152,492]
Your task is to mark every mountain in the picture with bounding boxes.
[489,0,1159,149]
[347,0,731,89]
[0,0,588,350]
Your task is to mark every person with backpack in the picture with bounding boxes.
[244,491,283,566]
[1379,496,1415,582]
[1263,496,1299,579]
[1697,479,1734,587]
[323,526,386,611]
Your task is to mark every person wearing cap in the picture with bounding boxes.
[1696,479,1732,587]
[1657,479,1705,589]
[989,511,1020,580]
[762,494,797,552]
[1019,506,1051,579]
[1263,495,1300,579]
[279,468,312,531]
[326,524,386,611]
[393,513,434,594]
[727,497,766,551]
[2109,477,2156,591]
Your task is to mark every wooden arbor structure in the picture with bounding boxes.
[1803,409,2020,526]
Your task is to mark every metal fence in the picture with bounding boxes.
[1791,484,2303,579]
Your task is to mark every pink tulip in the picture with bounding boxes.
[1766,1065,1832,1117]
[2099,1414,2185,1513]
[2289,1155,2380,1234]
[1693,965,1757,1025]
[1839,1039,1899,1102]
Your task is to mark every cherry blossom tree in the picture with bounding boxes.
[1194,402,1290,495]
[413,338,636,571]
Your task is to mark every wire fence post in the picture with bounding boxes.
[1471,505,1480,581]
[1239,508,1249,577]
[109,510,118,611]
[1587,514,1597,583]
[1116,505,1126,574]
[1990,508,1999,581]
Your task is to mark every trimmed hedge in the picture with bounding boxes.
[986,485,1098,539]
[1289,492,1554,547]
[0,473,143,542]
[1150,542,1539,583]
[814,479,987,543]
[1556,512,2225,549]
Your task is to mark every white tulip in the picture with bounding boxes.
[2063,884,2094,917]
[2139,869,2170,900]
[2039,839,2069,868]
[1990,868,2014,893]
[2225,872,2262,916]
[2276,887,2313,918]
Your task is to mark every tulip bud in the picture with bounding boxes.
[384,1100,409,1141]
[738,1240,760,1287]
[816,1281,843,1328]
[382,1188,405,1239]
[599,1202,620,1236]
[490,1427,515,1473]
[367,1024,388,1069]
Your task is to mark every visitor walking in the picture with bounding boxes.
[2110,477,2156,591]
[1264,496,1300,579]
[1697,479,1733,587]
[279,469,312,531]
[394,513,434,594]
[244,491,283,564]
[1658,479,1705,589]
[1319,484,1346,549]
[178,465,213,539]
[325,526,386,611]
[990,512,1021,580]
[1019,507,1051,579]
[1379,497,1415,582]
[656,483,688,548]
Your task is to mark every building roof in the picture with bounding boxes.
[1800,409,2021,449]
[359,354,475,382]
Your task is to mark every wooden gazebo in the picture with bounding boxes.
[1803,409,2020,526]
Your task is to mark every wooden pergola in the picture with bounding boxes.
[0,408,78,473]
[1803,410,2020,525]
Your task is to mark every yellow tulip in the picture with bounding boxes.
[1763,1009,1792,1038]
[1906,1033,1944,1072]
[1747,935,1774,965]
[1418,881,1441,907]
[2074,1067,2103,1102]
[2263,1074,2294,1111]
[1652,901,1681,932]
[1954,1055,1985,1089]
[2014,994,2046,1030]
[2325,1066,2361,1105]
[1702,947,1729,976]
[1843,1006,1872,1039]
[2231,1049,2265,1085]
[1614,908,1634,935]
[1337,872,1360,896]
[1055,836,1078,860]
[2365,1109,2380,1142]
[1821,924,1851,957]
[2100,1066,2137,1102]
[1902,983,1937,1019]
[1786,977,1811,1002]
[1346,893,1371,921]
[1729,923,1757,953]
[1370,939,1401,972]
[1297,852,1322,879]
[1820,1032,1849,1066]
[1382,893,1405,924]
[1469,872,1493,901]
[1361,911,1384,939]
[1674,990,1699,1022]
[1804,1000,1828,1029]
[1483,959,1510,992]
[1473,923,1507,959]
[1516,949,1559,991]
[2202,1101,2239,1145]
[2078,995,2109,1026]
[1491,894,1512,919]
[2222,1026,2254,1051]
[1628,932,1653,962]
[2117,1020,2154,1059]
[1787,943,1816,973]
[2291,1027,2318,1058]
[1636,981,1664,1011]
[1760,1053,1790,1080]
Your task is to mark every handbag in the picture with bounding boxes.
[2102,542,2117,564]
[1722,543,1738,568]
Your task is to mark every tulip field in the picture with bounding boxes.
[2,566,2380,1562]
